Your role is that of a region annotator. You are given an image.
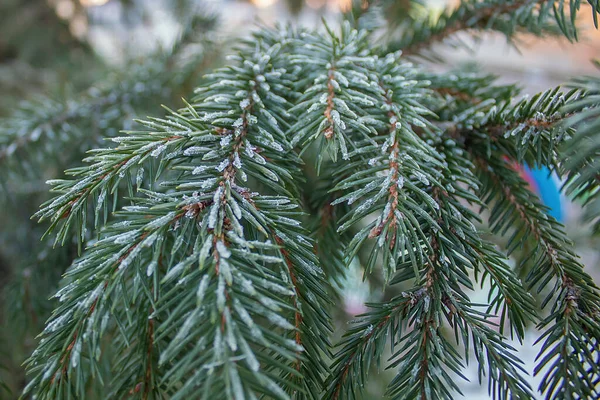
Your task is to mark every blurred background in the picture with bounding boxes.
[0,0,599,398]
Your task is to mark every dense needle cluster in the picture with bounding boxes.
[2,1,600,399]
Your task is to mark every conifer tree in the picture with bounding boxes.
[2,1,600,399]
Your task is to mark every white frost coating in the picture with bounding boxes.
[80,283,104,310]
[260,198,290,206]
[136,167,144,187]
[151,144,167,157]
[198,236,213,269]
[270,140,284,152]
[361,324,374,337]
[296,259,321,278]
[307,103,320,113]
[42,358,58,381]
[261,109,278,127]
[201,177,219,189]
[208,201,220,229]
[175,310,198,342]
[121,154,141,172]
[413,171,429,186]
[240,337,260,371]
[101,312,110,333]
[233,152,242,169]
[295,235,310,246]
[239,98,250,109]
[382,202,392,220]
[184,146,208,156]
[331,110,345,130]
[397,176,405,189]
[196,275,210,304]
[70,339,82,368]
[233,299,255,329]
[266,312,294,330]
[54,282,77,302]
[251,91,261,105]
[355,199,374,214]
[216,159,230,172]
[259,296,280,311]
[119,243,142,271]
[229,199,242,220]
[216,275,226,311]
[113,230,139,244]
[265,380,288,400]
[244,141,255,157]
[381,138,391,154]
[192,165,208,175]
[233,118,244,128]
[145,212,176,230]
[239,277,256,295]
[177,275,191,286]
[261,279,294,296]
[164,257,189,282]
[283,338,304,352]
[220,258,233,285]
[95,189,107,214]
[216,241,231,259]
[69,176,94,192]
[230,364,244,400]
[211,185,224,208]
[277,216,301,226]
[253,153,267,165]
[45,310,73,332]
[142,232,158,247]
[224,308,238,351]
[146,260,157,277]
[220,135,232,148]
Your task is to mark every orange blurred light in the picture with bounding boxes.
[338,0,352,12]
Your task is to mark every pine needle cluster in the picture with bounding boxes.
[2,1,600,399]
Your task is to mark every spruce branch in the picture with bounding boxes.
[288,22,380,167]
[0,13,218,197]
[326,52,535,399]
[428,82,579,171]
[331,54,439,280]
[429,138,537,340]
[561,70,600,232]
[328,230,534,399]
[474,154,600,399]
[22,205,181,399]
[465,87,578,168]
[424,71,520,119]
[393,0,600,57]
[26,31,333,400]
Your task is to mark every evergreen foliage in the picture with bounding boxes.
[2,0,600,399]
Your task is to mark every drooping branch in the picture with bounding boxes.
[394,0,600,58]
[474,154,600,399]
